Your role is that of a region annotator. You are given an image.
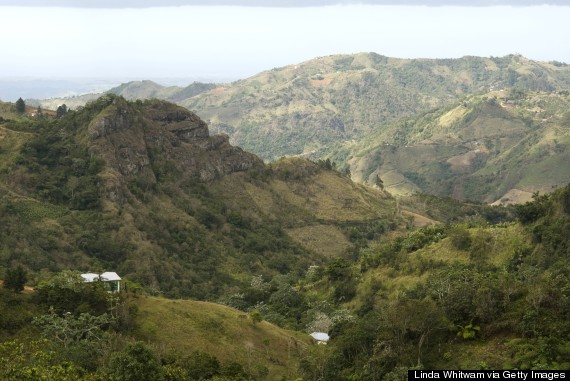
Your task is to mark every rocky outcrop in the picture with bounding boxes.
[86,96,264,202]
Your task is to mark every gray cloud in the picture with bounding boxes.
[0,0,568,7]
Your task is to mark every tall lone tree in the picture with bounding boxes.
[56,104,68,118]
[15,97,25,113]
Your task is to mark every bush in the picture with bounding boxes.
[180,351,220,380]
[107,342,164,381]
[561,185,570,214]
[469,230,493,263]
[35,271,110,316]
[449,226,472,250]
[3,265,27,293]
[516,192,550,224]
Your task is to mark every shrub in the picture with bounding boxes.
[3,265,27,293]
[107,342,164,381]
[449,226,472,250]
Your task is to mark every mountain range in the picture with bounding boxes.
[2,64,570,377]
[30,53,570,203]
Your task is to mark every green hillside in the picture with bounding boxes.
[30,54,570,166]
[3,95,570,380]
[132,296,310,380]
[26,55,570,203]
[0,95,409,380]
[183,54,570,161]
[333,89,570,202]
[0,95,401,301]
[2,182,569,380]
[298,184,570,378]
[0,280,310,380]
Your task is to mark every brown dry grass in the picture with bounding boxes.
[286,224,352,257]
[310,77,333,87]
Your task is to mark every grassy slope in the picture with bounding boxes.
[342,220,566,371]
[339,91,570,202]
[0,283,311,380]
[132,295,311,380]
[353,223,527,305]
[225,157,397,253]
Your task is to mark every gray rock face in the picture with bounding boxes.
[86,97,264,202]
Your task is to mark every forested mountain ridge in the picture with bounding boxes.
[3,95,570,379]
[31,54,570,165]
[0,95,401,300]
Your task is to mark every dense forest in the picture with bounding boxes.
[2,183,569,379]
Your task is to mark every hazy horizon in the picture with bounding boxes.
[1,3,569,100]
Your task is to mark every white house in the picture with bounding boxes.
[81,272,122,293]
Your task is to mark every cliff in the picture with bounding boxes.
[85,96,264,203]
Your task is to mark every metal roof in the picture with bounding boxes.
[81,273,100,282]
[100,272,121,281]
[81,272,121,282]
[310,332,330,342]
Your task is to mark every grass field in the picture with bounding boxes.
[132,296,311,380]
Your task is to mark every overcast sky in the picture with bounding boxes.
[1,1,569,6]
[1,1,569,82]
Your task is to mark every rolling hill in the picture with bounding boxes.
[182,53,570,161]
[131,295,311,380]
[3,94,570,379]
[328,89,570,202]
[31,54,570,165]
[317,183,570,376]
[28,54,570,203]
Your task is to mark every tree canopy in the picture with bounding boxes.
[15,98,25,113]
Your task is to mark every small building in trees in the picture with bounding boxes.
[81,272,122,293]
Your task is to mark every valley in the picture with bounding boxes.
[1,52,570,380]
[28,53,570,202]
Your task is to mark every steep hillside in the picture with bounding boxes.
[132,296,310,380]
[300,184,570,378]
[3,96,569,380]
[0,95,401,300]
[333,90,570,202]
[0,281,311,380]
[182,53,570,160]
